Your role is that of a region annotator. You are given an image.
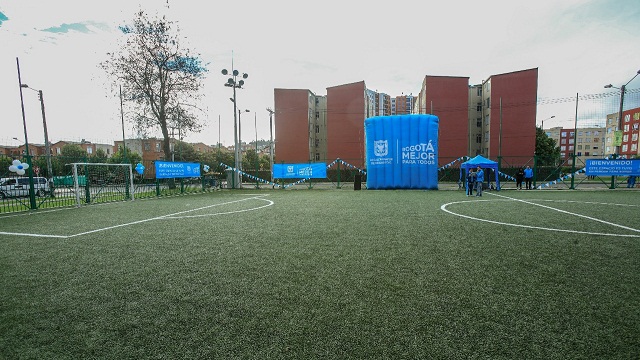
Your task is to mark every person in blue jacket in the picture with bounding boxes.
[475,166,484,196]
[524,165,534,189]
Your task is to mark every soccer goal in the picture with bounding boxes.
[71,163,134,207]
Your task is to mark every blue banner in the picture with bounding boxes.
[155,161,201,179]
[273,163,327,179]
[585,159,640,176]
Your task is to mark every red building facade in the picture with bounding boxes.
[417,76,470,161]
[326,81,367,167]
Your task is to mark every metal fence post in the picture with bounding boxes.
[533,155,538,188]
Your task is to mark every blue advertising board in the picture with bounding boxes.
[585,159,640,176]
[273,163,327,179]
[155,161,201,179]
[365,114,439,189]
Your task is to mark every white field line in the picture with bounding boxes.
[0,195,271,239]
[490,192,640,234]
[440,194,640,238]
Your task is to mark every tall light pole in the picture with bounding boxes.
[266,108,275,182]
[541,115,555,130]
[20,84,53,181]
[222,63,248,189]
[604,69,640,188]
[119,85,127,162]
[237,107,250,172]
[16,58,37,209]
[604,69,640,158]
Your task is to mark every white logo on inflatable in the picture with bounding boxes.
[374,140,388,157]
[401,140,436,165]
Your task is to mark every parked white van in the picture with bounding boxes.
[0,177,52,198]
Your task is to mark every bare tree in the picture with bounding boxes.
[102,10,207,162]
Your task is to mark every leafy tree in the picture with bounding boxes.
[535,127,561,166]
[173,141,200,162]
[243,149,260,171]
[90,148,109,163]
[101,11,207,164]
[61,144,87,162]
[109,146,142,166]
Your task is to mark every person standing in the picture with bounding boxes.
[524,165,534,190]
[466,169,476,196]
[627,175,636,188]
[515,167,524,190]
[475,166,484,197]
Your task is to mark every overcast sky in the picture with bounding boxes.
[1,0,639,147]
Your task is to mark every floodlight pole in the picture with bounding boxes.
[604,69,640,189]
[266,108,275,182]
[222,58,249,189]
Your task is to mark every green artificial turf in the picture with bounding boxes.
[0,190,638,359]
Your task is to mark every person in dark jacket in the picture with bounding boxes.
[466,169,476,196]
[515,168,524,190]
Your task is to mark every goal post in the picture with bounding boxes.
[71,163,134,207]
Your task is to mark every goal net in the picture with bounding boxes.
[71,163,134,207]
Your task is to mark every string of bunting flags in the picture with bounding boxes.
[438,156,469,171]
[536,167,586,189]
[326,158,367,175]
[218,163,282,188]
[498,171,516,182]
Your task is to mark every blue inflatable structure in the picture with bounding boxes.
[365,114,439,189]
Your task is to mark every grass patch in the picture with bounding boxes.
[1,189,639,358]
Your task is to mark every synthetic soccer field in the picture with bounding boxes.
[1,189,638,358]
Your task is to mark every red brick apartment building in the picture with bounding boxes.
[273,68,538,169]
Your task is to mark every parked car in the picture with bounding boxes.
[0,177,52,199]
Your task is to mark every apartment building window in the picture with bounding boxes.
[633,123,639,130]
[477,87,482,96]
[624,124,630,132]
[315,125,320,133]
[476,103,482,111]
[577,145,582,150]
[585,145,590,150]
[622,144,628,152]
[316,111,319,119]
[561,132,567,137]
[561,146,566,151]
[577,152,582,156]
[624,114,630,122]
[56,148,61,155]
[485,98,491,108]
[315,153,320,161]
[315,139,319,148]
[484,131,489,142]
[632,144,638,152]
[476,134,482,143]
[144,143,151,151]
[623,135,629,142]
[561,139,567,144]
[569,139,574,145]
[632,133,638,142]
[476,118,482,127]
[585,152,590,156]
[156,143,161,152]
[593,137,599,143]
[87,147,93,154]
[569,145,574,151]
[577,138,582,143]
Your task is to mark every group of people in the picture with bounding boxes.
[515,166,534,190]
[465,166,485,196]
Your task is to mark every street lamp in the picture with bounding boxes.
[222,66,249,189]
[604,69,640,188]
[238,107,250,172]
[20,83,53,181]
[540,115,555,130]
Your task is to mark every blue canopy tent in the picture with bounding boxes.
[460,155,500,190]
